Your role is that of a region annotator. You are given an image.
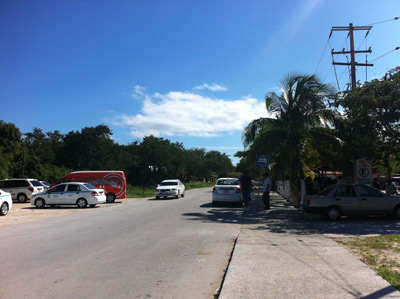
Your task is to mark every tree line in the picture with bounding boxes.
[0,123,235,187]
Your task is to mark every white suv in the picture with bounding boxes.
[0,179,45,203]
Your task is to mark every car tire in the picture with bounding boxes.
[175,192,180,199]
[181,191,185,198]
[0,202,9,216]
[17,193,28,203]
[77,198,87,208]
[325,206,341,221]
[156,196,160,199]
[393,205,400,219]
[35,198,45,209]
[106,193,116,203]
[212,201,218,207]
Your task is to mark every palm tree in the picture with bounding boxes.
[242,73,339,199]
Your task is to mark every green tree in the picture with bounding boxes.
[333,67,400,178]
[242,73,338,196]
[0,121,22,178]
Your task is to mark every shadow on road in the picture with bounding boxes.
[182,193,400,237]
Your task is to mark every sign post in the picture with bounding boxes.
[256,155,269,197]
[355,159,372,185]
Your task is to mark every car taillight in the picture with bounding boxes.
[306,199,311,205]
[28,187,34,192]
[91,191,99,196]
[213,187,217,193]
[236,187,241,193]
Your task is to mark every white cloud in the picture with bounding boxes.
[111,87,270,139]
[193,83,228,92]
[131,85,146,99]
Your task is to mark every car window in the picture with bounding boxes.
[83,184,96,189]
[30,180,43,187]
[216,179,239,186]
[51,185,66,192]
[317,185,336,196]
[355,185,382,197]
[67,184,81,192]
[160,182,178,186]
[16,180,29,187]
[334,186,356,197]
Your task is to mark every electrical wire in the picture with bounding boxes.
[369,47,400,62]
[365,17,399,26]
[314,38,330,74]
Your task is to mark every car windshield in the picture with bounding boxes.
[160,182,178,186]
[83,184,97,189]
[31,180,43,187]
[216,179,239,186]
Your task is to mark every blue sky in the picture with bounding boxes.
[1,0,399,165]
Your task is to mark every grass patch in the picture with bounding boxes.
[334,235,400,291]
[126,181,214,198]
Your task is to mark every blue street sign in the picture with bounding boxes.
[256,155,269,169]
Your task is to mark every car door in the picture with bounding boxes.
[47,184,67,205]
[355,185,391,214]
[332,185,360,214]
[66,184,82,204]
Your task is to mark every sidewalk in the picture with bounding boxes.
[219,191,400,299]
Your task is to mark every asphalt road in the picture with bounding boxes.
[0,188,241,299]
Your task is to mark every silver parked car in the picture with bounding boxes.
[302,184,400,220]
[212,178,242,206]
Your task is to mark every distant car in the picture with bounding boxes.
[0,189,12,216]
[212,178,242,206]
[39,181,51,191]
[155,179,185,199]
[31,182,106,208]
[0,178,45,202]
[302,184,400,220]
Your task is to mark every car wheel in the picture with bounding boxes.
[393,205,400,219]
[0,202,9,216]
[176,192,180,199]
[35,198,45,209]
[77,198,87,208]
[325,206,341,221]
[181,191,185,198]
[156,196,160,199]
[17,193,28,203]
[106,193,116,203]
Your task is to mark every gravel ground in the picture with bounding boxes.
[0,197,148,228]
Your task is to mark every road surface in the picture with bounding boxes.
[0,188,242,298]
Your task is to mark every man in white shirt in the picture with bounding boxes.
[262,173,272,210]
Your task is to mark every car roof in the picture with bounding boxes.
[161,179,180,182]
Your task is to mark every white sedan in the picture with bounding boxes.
[212,178,242,206]
[31,182,106,208]
[0,189,12,216]
[155,179,185,199]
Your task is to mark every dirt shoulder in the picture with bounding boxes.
[0,197,148,228]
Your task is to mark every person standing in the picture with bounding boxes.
[239,171,253,211]
[262,173,272,210]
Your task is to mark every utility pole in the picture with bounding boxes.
[331,23,374,90]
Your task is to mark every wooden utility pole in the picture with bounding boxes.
[331,23,374,90]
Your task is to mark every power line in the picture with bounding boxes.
[365,16,399,26]
[369,47,400,63]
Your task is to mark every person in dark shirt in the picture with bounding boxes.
[239,171,254,211]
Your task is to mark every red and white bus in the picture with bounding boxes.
[52,171,126,203]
